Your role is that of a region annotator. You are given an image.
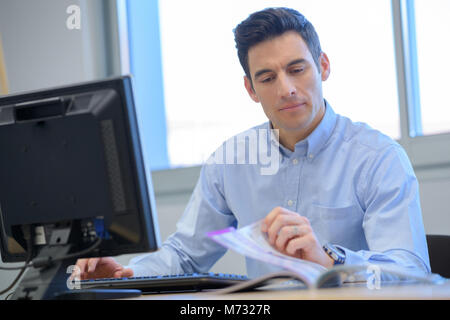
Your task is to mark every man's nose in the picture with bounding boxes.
[277,74,297,98]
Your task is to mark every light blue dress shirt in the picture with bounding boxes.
[128,101,430,279]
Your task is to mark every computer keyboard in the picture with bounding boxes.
[80,272,249,294]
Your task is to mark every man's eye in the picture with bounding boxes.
[261,76,274,83]
[291,68,304,74]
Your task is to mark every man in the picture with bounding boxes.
[76,7,430,280]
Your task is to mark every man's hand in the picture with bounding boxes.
[261,207,334,269]
[74,257,134,280]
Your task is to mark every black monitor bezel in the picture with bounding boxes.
[0,75,161,263]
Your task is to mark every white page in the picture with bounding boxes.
[208,220,327,287]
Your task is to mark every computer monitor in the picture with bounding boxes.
[0,75,161,299]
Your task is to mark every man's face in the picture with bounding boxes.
[244,31,330,138]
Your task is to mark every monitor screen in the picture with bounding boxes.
[0,75,161,263]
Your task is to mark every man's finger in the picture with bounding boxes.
[87,258,100,273]
[267,212,304,244]
[75,258,88,274]
[262,207,289,232]
[121,268,134,278]
[113,267,133,279]
[285,234,313,256]
[275,224,309,251]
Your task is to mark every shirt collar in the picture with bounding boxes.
[305,99,337,158]
[267,100,337,158]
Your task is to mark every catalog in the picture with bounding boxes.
[207,220,444,290]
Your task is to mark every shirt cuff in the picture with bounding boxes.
[333,245,430,283]
[335,245,368,266]
[124,264,156,278]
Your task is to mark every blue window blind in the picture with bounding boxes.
[126,0,169,170]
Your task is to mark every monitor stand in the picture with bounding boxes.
[11,244,141,300]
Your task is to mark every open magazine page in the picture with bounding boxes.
[207,220,327,288]
[207,220,446,290]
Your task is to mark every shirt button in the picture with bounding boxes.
[292,159,298,165]
[287,200,294,207]
[308,154,314,159]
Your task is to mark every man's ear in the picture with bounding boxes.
[244,76,260,103]
[319,52,330,82]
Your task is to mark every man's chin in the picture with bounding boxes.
[278,119,311,133]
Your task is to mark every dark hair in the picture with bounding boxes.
[234,7,322,81]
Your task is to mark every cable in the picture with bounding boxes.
[4,292,14,300]
[56,237,102,261]
[30,237,102,269]
[0,238,103,270]
[0,265,28,296]
[0,226,32,296]
[0,263,31,271]
[0,236,103,270]
[0,234,102,297]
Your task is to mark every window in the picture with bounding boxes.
[414,0,450,136]
[123,0,169,170]
[390,0,450,168]
[158,0,400,167]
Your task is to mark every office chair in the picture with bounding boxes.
[426,234,450,278]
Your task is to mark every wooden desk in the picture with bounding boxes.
[131,281,450,300]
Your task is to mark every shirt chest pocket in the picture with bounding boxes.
[308,204,364,249]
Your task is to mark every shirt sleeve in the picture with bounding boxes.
[337,144,431,279]
[126,155,237,277]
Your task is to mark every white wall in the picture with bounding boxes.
[415,166,450,236]
[0,0,119,94]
